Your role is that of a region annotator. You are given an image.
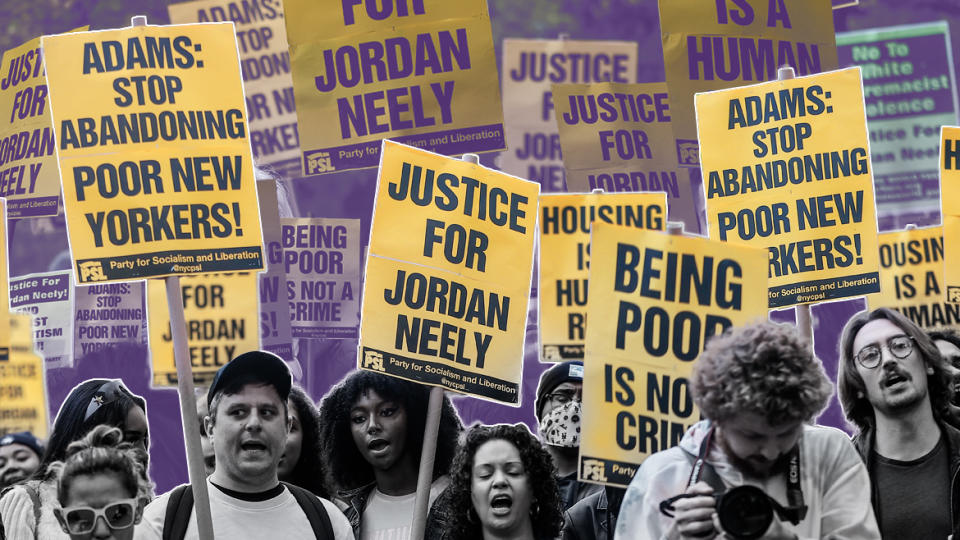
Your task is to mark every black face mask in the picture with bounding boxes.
[658,426,808,540]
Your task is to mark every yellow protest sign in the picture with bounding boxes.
[500,38,638,193]
[659,0,838,163]
[552,82,698,229]
[0,30,84,217]
[697,67,881,307]
[360,140,538,403]
[868,226,957,327]
[945,216,960,304]
[282,217,361,339]
[0,313,49,438]
[538,192,666,362]
[942,126,960,217]
[168,0,301,177]
[579,223,768,487]
[42,23,264,284]
[148,272,260,386]
[285,0,504,174]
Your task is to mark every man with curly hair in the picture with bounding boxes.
[839,308,959,538]
[614,321,878,539]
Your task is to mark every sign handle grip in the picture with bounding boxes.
[410,152,480,538]
[165,276,216,540]
[775,65,815,344]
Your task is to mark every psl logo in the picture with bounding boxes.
[949,287,960,303]
[307,152,335,173]
[78,261,107,282]
[362,350,385,371]
[543,346,561,362]
[676,140,699,167]
[582,459,608,482]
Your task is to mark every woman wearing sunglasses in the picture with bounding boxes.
[53,425,149,540]
[0,379,150,540]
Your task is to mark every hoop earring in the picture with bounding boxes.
[856,391,864,399]
[927,366,935,375]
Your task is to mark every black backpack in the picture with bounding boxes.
[161,482,334,540]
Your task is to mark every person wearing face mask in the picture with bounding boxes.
[52,425,150,540]
[317,370,463,539]
[442,423,564,540]
[534,361,603,511]
[0,433,43,491]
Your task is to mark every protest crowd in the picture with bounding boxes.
[3,0,960,539]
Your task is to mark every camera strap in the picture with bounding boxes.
[691,425,808,524]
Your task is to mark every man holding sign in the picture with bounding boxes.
[614,322,878,539]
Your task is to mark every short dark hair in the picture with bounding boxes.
[838,308,954,431]
[692,321,832,426]
[281,385,329,498]
[442,423,563,540]
[38,379,147,478]
[317,370,463,492]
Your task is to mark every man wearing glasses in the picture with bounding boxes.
[838,307,960,539]
[534,360,603,511]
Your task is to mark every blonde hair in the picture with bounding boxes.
[55,424,153,505]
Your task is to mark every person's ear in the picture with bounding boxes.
[204,415,215,446]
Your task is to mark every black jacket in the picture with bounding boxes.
[852,419,960,536]
[561,486,624,540]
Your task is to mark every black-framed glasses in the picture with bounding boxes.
[546,390,582,404]
[57,498,139,534]
[854,335,915,369]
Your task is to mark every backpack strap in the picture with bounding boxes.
[283,482,334,540]
[162,484,194,540]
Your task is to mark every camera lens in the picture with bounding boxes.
[716,485,773,539]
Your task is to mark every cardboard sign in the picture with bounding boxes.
[286,0,505,174]
[659,0,838,165]
[837,22,958,231]
[74,281,146,359]
[945,216,960,304]
[867,226,958,327]
[538,192,666,362]
[697,67,881,307]
[553,82,698,227]
[281,217,361,339]
[10,270,74,369]
[168,0,301,177]
[42,23,264,283]
[359,140,538,403]
[148,272,260,386]
[0,32,83,217]
[257,179,294,362]
[0,313,49,438]
[942,126,960,217]
[500,38,638,193]
[579,223,767,487]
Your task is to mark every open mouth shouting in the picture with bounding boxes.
[490,493,514,516]
[367,438,390,456]
[240,439,269,455]
[882,370,910,390]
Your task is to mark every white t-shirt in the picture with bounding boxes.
[135,479,353,540]
[359,477,449,540]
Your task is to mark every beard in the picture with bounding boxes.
[717,432,794,479]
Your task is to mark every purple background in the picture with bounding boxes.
[5,0,960,493]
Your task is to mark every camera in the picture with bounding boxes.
[659,485,806,540]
